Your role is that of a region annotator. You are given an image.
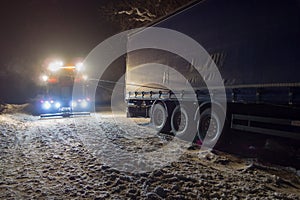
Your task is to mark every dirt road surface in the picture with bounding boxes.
[0,106,300,199]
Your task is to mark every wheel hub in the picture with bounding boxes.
[153,109,164,126]
[201,115,219,140]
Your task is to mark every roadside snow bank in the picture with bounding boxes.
[0,103,32,115]
[0,103,4,113]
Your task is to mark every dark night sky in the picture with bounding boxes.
[0,0,118,103]
[0,0,117,62]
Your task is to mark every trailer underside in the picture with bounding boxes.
[126,87,300,141]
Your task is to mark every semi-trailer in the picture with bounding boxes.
[125,0,300,146]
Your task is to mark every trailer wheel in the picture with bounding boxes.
[197,108,224,148]
[171,105,197,141]
[151,103,170,133]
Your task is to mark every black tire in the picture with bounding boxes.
[150,103,170,133]
[171,105,197,142]
[197,108,226,148]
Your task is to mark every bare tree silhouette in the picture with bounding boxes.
[100,0,195,30]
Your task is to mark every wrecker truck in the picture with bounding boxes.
[38,60,91,118]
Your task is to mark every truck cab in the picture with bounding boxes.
[38,61,91,117]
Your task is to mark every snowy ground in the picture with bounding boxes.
[0,105,300,199]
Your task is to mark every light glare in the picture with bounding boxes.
[81,100,88,108]
[42,75,48,82]
[83,75,88,81]
[71,101,77,108]
[48,60,63,72]
[42,101,51,110]
[75,62,84,71]
[55,102,61,108]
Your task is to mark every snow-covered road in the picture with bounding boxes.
[0,111,300,199]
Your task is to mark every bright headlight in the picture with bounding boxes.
[48,61,63,72]
[55,102,61,108]
[42,101,51,110]
[41,75,48,82]
[81,100,88,108]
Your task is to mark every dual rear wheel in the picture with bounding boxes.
[151,102,225,147]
